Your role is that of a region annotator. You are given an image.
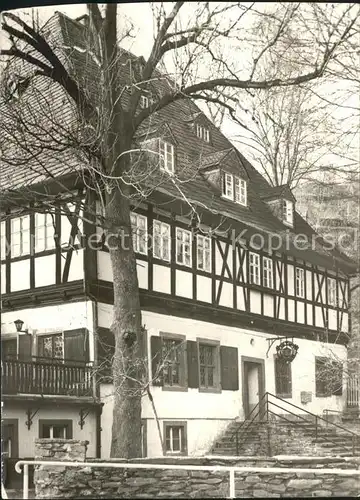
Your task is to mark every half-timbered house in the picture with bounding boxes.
[1,12,357,471]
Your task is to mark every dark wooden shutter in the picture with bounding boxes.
[63,328,89,363]
[187,341,199,388]
[97,327,115,380]
[151,336,163,386]
[220,346,239,391]
[18,334,32,360]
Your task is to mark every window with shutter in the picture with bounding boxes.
[197,339,220,393]
[150,334,187,390]
[274,356,292,398]
[220,346,239,391]
[315,357,331,397]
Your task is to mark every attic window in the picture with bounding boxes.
[196,124,210,143]
[140,95,149,108]
[159,140,175,173]
[222,173,247,206]
[283,200,294,226]
[140,94,156,109]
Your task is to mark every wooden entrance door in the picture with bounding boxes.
[242,357,265,420]
[2,419,19,488]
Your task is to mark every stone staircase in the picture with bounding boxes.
[211,417,360,457]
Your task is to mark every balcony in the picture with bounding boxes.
[2,356,95,397]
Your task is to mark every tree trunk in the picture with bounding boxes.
[105,173,143,458]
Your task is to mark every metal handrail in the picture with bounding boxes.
[231,392,359,457]
[14,459,360,500]
[266,392,360,438]
[232,392,268,455]
[266,408,356,456]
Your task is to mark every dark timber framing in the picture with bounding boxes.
[2,199,351,344]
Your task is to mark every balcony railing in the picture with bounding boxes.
[2,357,94,397]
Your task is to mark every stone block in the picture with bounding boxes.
[266,483,286,493]
[125,477,158,486]
[253,490,277,497]
[288,479,322,489]
[88,480,102,488]
[161,470,189,477]
[189,471,210,479]
[338,478,360,490]
[245,475,261,483]
[311,490,332,497]
[102,482,123,488]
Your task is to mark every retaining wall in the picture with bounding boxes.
[33,439,360,498]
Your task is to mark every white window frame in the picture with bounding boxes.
[234,177,247,206]
[327,277,337,306]
[283,199,294,226]
[295,267,305,298]
[139,95,149,109]
[1,221,6,261]
[164,422,187,455]
[159,140,175,173]
[35,212,55,253]
[130,212,147,255]
[153,220,171,261]
[197,235,211,272]
[196,124,210,143]
[176,227,192,267]
[10,215,30,258]
[223,173,234,200]
[263,256,273,289]
[249,252,260,285]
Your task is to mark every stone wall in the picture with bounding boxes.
[34,439,360,499]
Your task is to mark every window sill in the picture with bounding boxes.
[199,386,222,394]
[153,256,171,265]
[164,450,187,456]
[175,262,192,271]
[276,393,292,399]
[162,385,188,393]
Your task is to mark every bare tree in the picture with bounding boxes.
[1,2,359,458]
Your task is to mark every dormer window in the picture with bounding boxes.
[196,124,210,143]
[159,140,175,173]
[222,173,247,206]
[283,200,294,226]
[140,95,149,109]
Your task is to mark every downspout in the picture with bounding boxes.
[96,403,104,459]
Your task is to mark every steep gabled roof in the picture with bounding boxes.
[0,12,356,273]
[261,184,296,203]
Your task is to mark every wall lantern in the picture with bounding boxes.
[266,336,299,363]
[14,319,30,335]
